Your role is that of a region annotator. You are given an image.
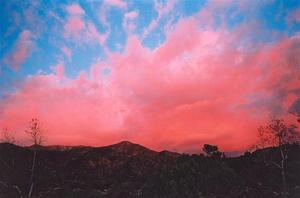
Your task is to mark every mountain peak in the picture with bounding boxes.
[117,140,134,145]
[111,140,143,148]
[108,141,156,156]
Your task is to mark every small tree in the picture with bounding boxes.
[1,128,16,144]
[256,118,299,198]
[202,144,223,158]
[25,118,46,198]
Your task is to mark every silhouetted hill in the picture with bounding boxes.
[0,142,299,198]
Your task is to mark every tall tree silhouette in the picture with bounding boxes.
[25,118,46,198]
[256,118,299,198]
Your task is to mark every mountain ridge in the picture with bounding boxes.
[23,140,181,157]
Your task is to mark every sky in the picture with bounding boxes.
[1,0,300,153]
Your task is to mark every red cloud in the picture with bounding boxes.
[1,16,300,153]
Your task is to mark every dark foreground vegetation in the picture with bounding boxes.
[0,141,300,198]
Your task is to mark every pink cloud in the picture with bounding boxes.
[143,0,175,37]
[86,22,109,45]
[51,63,64,80]
[1,15,300,153]
[61,46,72,60]
[124,11,138,19]
[286,8,300,25]
[63,4,108,45]
[103,0,127,9]
[64,16,85,38]
[4,30,33,71]
[64,4,85,38]
[123,11,139,33]
[66,4,85,15]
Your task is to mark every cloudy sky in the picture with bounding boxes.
[1,0,300,152]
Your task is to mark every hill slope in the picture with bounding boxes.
[0,142,299,198]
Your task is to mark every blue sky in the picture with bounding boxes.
[1,1,299,85]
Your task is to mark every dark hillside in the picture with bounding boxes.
[0,142,299,198]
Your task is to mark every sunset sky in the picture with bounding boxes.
[1,0,300,153]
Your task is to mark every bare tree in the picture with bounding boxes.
[1,128,18,168]
[256,118,299,198]
[25,118,46,198]
[1,128,16,144]
[26,118,45,146]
